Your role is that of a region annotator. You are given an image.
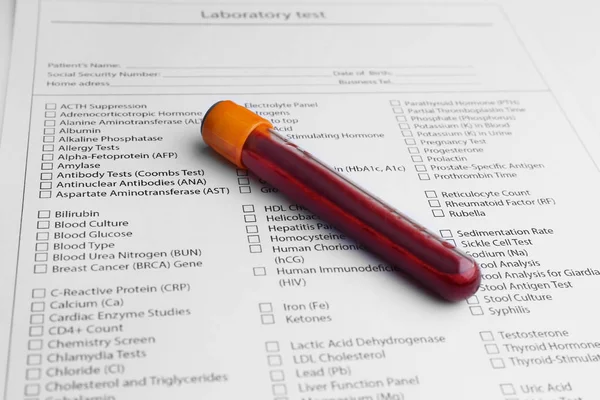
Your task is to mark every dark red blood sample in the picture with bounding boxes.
[241,127,481,301]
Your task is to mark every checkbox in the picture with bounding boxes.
[238,177,250,185]
[392,106,404,113]
[485,344,500,354]
[24,383,40,396]
[29,326,44,337]
[428,199,440,207]
[28,339,43,350]
[45,103,57,110]
[259,303,273,313]
[44,128,55,135]
[272,384,287,395]
[31,302,45,312]
[396,116,407,122]
[261,314,274,326]
[247,235,261,244]
[432,209,445,218]
[244,215,257,223]
[38,210,50,219]
[480,331,495,341]
[253,267,267,276]
[237,169,248,176]
[36,232,49,240]
[439,229,453,238]
[42,144,54,152]
[37,221,50,229]
[44,120,56,127]
[27,354,42,366]
[401,130,413,137]
[500,384,516,395]
[43,136,55,143]
[270,370,285,382]
[35,243,49,251]
[30,314,45,324]
[425,190,437,198]
[466,295,479,305]
[34,264,48,274]
[45,111,56,118]
[399,123,410,129]
[246,225,259,234]
[265,341,280,352]
[239,186,251,194]
[445,239,456,246]
[40,172,53,180]
[411,155,423,162]
[404,138,416,145]
[41,162,53,170]
[34,253,48,262]
[469,306,484,316]
[26,368,42,380]
[407,147,420,154]
[32,289,46,298]
[418,173,430,181]
[242,205,255,213]
[40,182,52,190]
[490,358,505,369]
[249,244,262,253]
[267,355,282,366]
[39,191,52,199]
[41,154,54,161]
[389,100,401,106]
[415,165,427,172]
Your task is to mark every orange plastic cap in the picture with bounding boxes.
[201,100,273,168]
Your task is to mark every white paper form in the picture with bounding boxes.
[1,1,600,399]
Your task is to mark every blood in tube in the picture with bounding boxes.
[201,101,480,301]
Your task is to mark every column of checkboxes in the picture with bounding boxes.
[480,331,505,369]
[468,297,484,316]
[438,229,456,247]
[34,211,51,274]
[237,168,252,194]
[389,100,429,180]
[389,100,409,129]
[467,264,485,316]
[265,341,288,399]
[259,302,275,325]
[25,288,46,397]
[414,155,429,180]
[242,205,262,254]
[425,190,444,218]
[40,103,57,199]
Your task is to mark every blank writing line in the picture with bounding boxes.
[126,65,474,70]
[163,75,333,78]
[162,73,477,78]
[394,73,477,77]
[115,84,355,87]
[112,82,481,87]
